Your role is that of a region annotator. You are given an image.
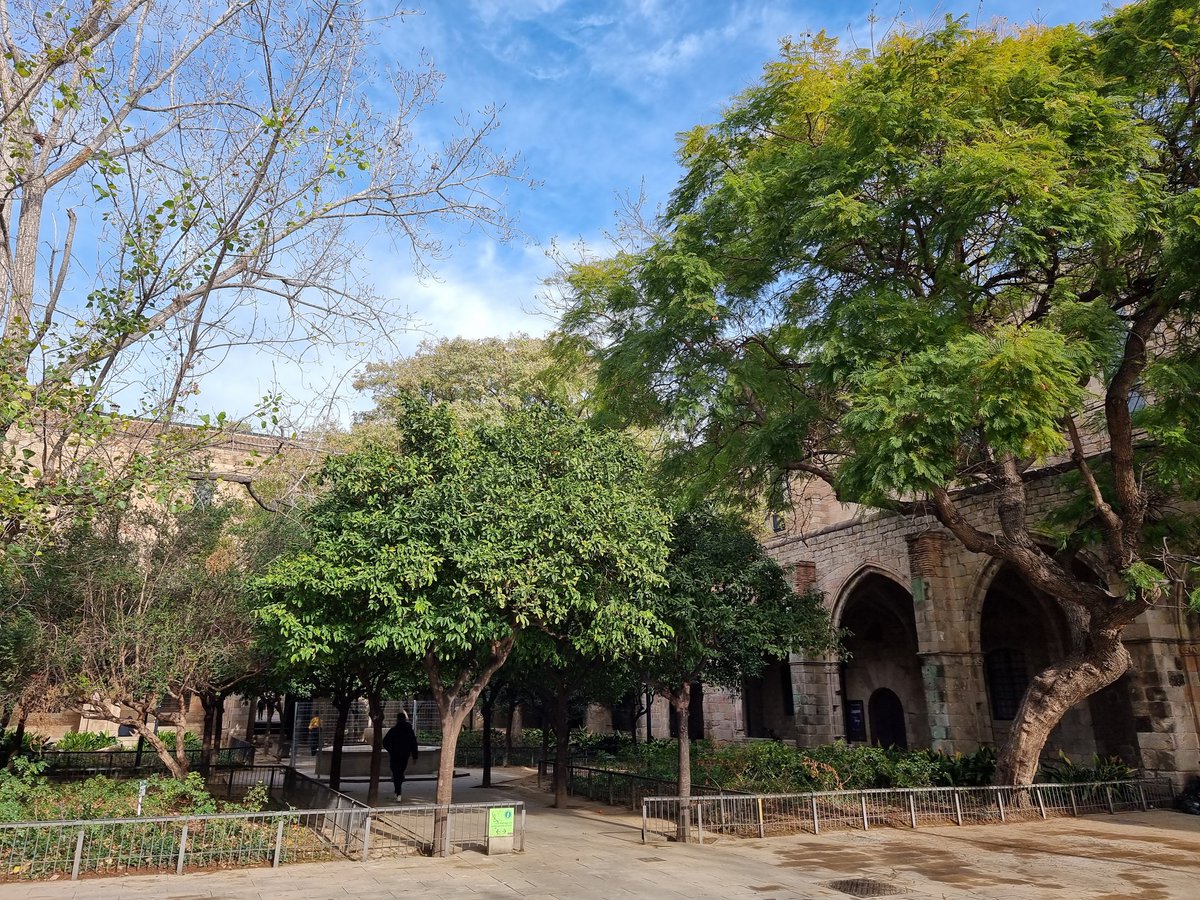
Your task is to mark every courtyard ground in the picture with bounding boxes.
[4,768,1199,899]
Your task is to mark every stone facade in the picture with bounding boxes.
[695,469,1200,785]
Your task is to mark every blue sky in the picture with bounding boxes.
[209,0,1117,423]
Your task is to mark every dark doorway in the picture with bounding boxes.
[868,688,908,749]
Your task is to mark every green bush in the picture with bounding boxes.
[0,728,48,758]
[51,731,120,752]
[152,729,204,753]
[1039,751,1136,783]
[590,739,1006,793]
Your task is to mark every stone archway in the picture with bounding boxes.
[838,573,929,747]
[979,563,1139,766]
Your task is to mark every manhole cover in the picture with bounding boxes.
[824,878,905,898]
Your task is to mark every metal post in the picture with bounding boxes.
[1106,785,1115,814]
[997,791,1006,823]
[268,816,285,869]
[519,805,526,852]
[758,797,767,838]
[696,801,704,845]
[1035,787,1047,819]
[1069,787,1078,817]
[810,795,819,835]
[1138,783,1148,811]
[908,793,917,828]
[860,792,869,830]
[176,820,189,875]
[608,771,614,806]
[641,802,648,844]
[360,811,373,862]
[953,790,963,826]
[71,826,85,881]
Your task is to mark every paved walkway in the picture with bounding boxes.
[4,769,1200,899]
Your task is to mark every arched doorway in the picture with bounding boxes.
[868,688,907,749]
[838,573,928,747]
[979,564,1138,765]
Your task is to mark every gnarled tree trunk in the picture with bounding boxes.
[996,628,1132,785]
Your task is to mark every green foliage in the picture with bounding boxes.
[589,739,999,792]
[0,768,252,823]
[0,729,47,759]
[152,730,204,753]
[645,509,836,696]
[1039,751,1137,783]
[258,398,670,680]
[51,731,119,752]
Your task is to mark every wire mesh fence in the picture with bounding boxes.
[0,797,526,882]
[290,699,441,768]
[640,778,1176,843]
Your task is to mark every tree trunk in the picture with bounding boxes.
[553,684,571,809]
[481,694,494,788]
[503,701,515,767]
[200,693,218,772]
[329,700,351,791]
[433,706,469,856]
[645,689,653,742]
[673,684,692,842]
[244,695,257,743]
[132,719,187,780]
[2,709,26,769]
[213,695,226,754]
[996,631,1132,785]
[367,692,384,805]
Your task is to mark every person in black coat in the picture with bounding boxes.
[382,710,419,801]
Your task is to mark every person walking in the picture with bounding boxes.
[382,710,419,802]
[307,713,322,756]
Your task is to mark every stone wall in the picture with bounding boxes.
[699,467,1200,785]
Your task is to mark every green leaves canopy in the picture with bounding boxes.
[645,509,835,695]
[559,10,1200,530]
[256,399,671,674]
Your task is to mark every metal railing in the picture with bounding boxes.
[455,745,545,768]
[43,739,255,778]
[640,778,1175,843]
[0,798,526,882]
[541,758,742,810]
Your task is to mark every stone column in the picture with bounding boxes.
[1123,609,1200,787]
[792,657,841,748]
[908,531,990,752]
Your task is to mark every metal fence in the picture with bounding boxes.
[541,758,741,810]
[0,797,526,882]
[640,778,1176,843]
[455,745,545,768]
[42,739,255,778]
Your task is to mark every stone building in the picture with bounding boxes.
[676,473,1200,785]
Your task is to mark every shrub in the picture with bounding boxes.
[1039,752,1136,783]
[52,731,120,752]
[152,729,204,753]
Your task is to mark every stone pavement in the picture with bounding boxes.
[4,769,1200,899]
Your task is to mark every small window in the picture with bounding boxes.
[985,648,1029,721]
[771,513,786,533]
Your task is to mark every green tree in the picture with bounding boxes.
[647,510,833,809]
[557,6,1200,785]
[354,335,589,430]
[257,399,670,816]
[12,500,265,779]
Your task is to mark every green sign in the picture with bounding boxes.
[488,807,515,838]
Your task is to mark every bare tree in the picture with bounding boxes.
[0,0,521,552]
